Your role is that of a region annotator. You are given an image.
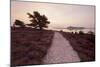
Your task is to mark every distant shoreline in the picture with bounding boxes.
[48,28,95,33]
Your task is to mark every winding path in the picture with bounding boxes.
[43,32,80,64]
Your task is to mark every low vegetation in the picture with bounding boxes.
[11,27,54,66]
[61,31,95,62]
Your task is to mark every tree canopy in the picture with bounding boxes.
[27,11,50,30]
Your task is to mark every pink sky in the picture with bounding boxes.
[11,1,95,28]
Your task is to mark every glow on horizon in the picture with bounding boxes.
[11,1,95,28]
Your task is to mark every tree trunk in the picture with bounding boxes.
[39,26,43,30]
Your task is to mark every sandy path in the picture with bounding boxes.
[43,32,80,64]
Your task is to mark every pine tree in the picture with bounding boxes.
[27,11,50,30]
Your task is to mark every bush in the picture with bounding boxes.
[88,31,94,35]
[75,32,78,34]
[13,20,25,28]
[79,31,84,35]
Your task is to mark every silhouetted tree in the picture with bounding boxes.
[13,19,25,27]
[27,11,50,30]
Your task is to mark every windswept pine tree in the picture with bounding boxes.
[27,11,50,30]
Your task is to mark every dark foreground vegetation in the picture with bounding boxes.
[11,27,54,66]
[61,31,95,62]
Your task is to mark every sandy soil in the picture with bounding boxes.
[43,32,80,64]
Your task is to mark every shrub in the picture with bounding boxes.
[79,31,84,35]
[13,20,25,28]
[88,31,94,35]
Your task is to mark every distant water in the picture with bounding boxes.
[48,28,95,33]
[63,28,95,33]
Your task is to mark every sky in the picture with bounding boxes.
[11,1,95,28]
